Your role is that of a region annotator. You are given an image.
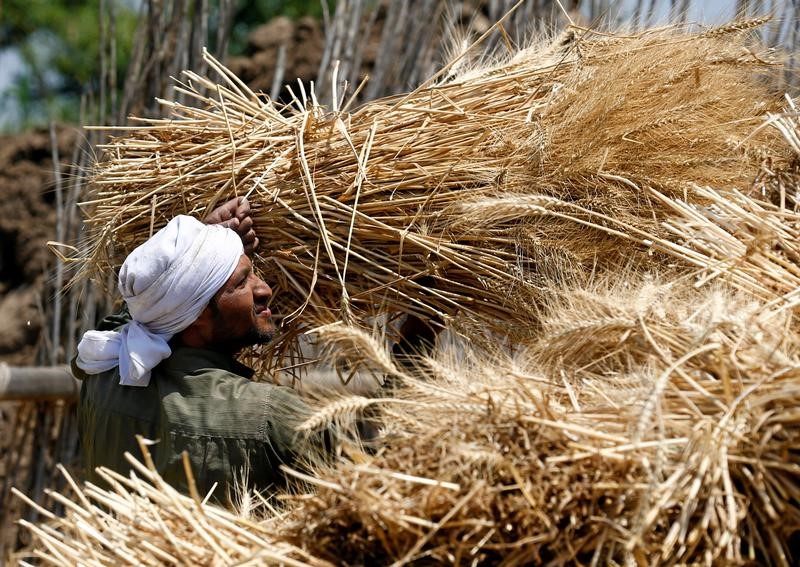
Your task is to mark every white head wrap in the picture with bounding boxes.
[76,215,244,387]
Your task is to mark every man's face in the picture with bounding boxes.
[208,254,275,352]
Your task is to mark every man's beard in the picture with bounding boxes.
[210,312,274,354]
[241,326,274,347]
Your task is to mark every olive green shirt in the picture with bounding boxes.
[75,312,316,503]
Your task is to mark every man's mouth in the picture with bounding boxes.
[255,306,272,318]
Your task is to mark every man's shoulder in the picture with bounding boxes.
[157,346,284,402]
[78,366,161,423]
[157,349,306,441]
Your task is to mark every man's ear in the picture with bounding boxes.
[177,305,214,348]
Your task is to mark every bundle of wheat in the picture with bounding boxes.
[273,254,800,565]
[10,439,326,566]
[75,19,788,370]
[272,103,800,564]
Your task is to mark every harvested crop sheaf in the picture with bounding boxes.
[11,446,328,566]
[75,19,789,371]
[280,276,800,565]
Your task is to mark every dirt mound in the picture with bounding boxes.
[0,126,76,365]
[227,16,326,98]
[0,287,40,365]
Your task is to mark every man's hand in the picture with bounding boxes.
[204,197,259,256]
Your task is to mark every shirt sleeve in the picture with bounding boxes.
[258,384,333,470]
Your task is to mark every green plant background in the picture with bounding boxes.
[0,0,334,131]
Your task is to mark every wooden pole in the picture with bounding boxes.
[0,363,79,401]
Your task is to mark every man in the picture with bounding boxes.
[74,197,323,502]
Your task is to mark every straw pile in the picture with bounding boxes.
[281,276,800,565]
[76,18,788,368]
[21,18,800,567]
[11,440,327,566]
[271,111,800,565]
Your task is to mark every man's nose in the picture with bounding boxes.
[254,277,272,299]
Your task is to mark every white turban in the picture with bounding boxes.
[76,215,244,387]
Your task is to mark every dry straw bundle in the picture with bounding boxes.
[284,276,800,565]
[77,18,788,368]
[274,97,800,564]
[11,440,327,566]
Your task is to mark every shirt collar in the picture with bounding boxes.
[163,347,255,379]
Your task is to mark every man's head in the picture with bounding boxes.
[178,254,275,353]
[76,214,255,386]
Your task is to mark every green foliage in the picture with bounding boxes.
[0,0,333,131]
[19,5,135,79]
[1,0,138,130]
